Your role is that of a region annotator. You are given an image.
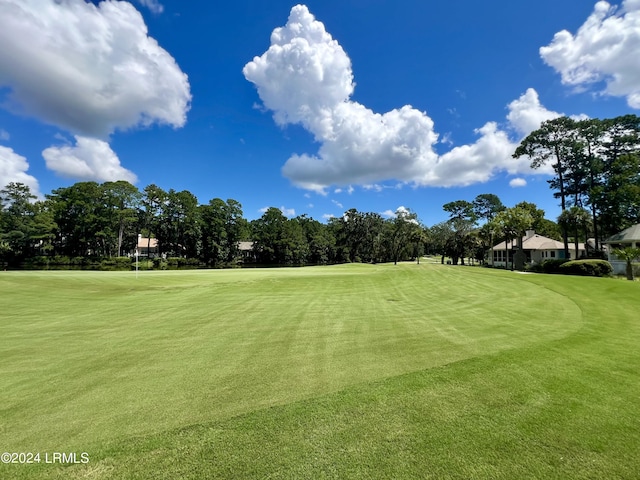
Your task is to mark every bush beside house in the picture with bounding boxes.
[559,259,613,277]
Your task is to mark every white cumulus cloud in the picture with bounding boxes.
[541,0,640,108]
[0,0,191,137]
[0,145,41,196]
[509,178,527,188]
[0,129,9,141]
[507,88,561,136]
[244,5,439,192]
[42,136,137,183]
[244,5,568,192]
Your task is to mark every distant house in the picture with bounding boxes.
[238,241,256,263]
[135,235,158,258]
[602,223,640,275]
[489,230,586,268]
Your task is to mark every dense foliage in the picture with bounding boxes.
[1,116,638,270]
[0,182,426,268]
[514,115,640,256]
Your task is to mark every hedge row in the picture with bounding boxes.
[529,258,612,277]
[23,256,205,270]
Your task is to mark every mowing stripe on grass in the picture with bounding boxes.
[3,264,635,479]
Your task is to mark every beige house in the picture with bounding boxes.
[238,241,255,263]
[489,230,586,268]
[135,235,158,257]
[602,223,640,275]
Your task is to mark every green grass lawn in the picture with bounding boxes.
[1,264,639,479]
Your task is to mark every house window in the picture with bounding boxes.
[550,251,555,258]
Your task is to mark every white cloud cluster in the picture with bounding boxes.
[42,136,137,183]
[0,145,41,196]
[509,178,527,188]
[244,5,562,192]
[244,5,439,192]
[0,0,190,137]
[541,0,640,108]
[0,0,191,184]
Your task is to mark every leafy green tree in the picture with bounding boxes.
[442,200,477,265]
[282,216,309,265]
[427,221,455,264]
[252,208,309,265]
[384,207,420,265]
[251,207,287,264]
[493,206,534,269]
[575,118,606,249]
[0,183,55,264]
[47,182,107,257]
[156,189,201,258]
[611,246,640,281]
[140,184,167,256]
[514,116,578,257]
[296,215,335,265]
[101,181,141,256]
[473,193,505,221]
[513,201,561,240]
[593,153,640,238]
[558,206,591,259]
[200,198,245,266]
[329,209,384,263]
[477,221,500,265]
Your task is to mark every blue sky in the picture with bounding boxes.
[1,0,638,226]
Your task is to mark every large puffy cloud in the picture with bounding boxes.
[42,136,137,183]
[0,145,41,196]
[244,5,439,192]
[541,0,640,108]
[0,0,191,137]
[244,5,561,192]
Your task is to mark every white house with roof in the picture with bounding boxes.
[601,223,640,275]
[489,230,586,268]
[135,235,158,257]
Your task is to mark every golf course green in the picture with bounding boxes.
[1,263,639,479]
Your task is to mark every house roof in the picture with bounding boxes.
[137,237,158,248]
[602,223,640,244]
[492,233,584,251]
[238,241,254,251]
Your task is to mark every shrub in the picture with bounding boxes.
[135,259,154,270]
[559,259,613,277]
[153,257,168,270]
[536,259,570,274]
[100,257,132,270]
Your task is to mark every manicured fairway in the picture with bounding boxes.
[1,264,639,479]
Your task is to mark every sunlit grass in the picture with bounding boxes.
[1,264,638,479]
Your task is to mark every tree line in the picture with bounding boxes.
[1,114,638,269]
[0,181,425,268]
